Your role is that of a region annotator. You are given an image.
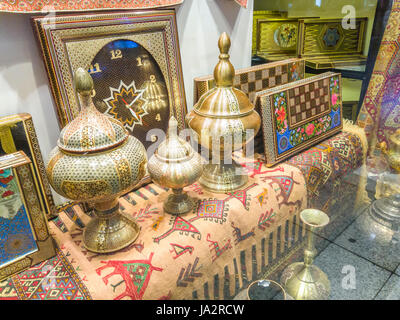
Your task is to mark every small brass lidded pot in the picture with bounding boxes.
[148,116,203,215]
[46,68,147,254]
[186,32,261,193]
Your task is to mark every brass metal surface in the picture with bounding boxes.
[186,33,261,193]
[46,69,147,253]
[148,117,203,215]
[381,129,400,172]
[367,129,400,233]
[280,209,331,300]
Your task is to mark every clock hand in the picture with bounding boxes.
[120,95,150,127]
[121,97,129,106]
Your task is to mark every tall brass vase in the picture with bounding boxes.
[280,209,331,300]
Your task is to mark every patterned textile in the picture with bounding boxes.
[0,0,183,12]
[357,0,400,148]
[1,158,307,300]
[0,132,365,300]
[287,131,364,201]
[0,248,91,300]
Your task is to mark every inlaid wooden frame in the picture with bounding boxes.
[0,113,56,218]
[32,9,187,189]
[0,151,56,282]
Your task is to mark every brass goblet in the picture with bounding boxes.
[280,209,330,300]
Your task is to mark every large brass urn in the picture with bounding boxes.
[148,116,203,215]
[186,32,261,193]
[46,68,147,253]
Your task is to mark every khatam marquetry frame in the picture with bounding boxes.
[0,113,56,218]
[0,151,56,282]
[32,9,186,130]
[32,9,187,189]
[255,72,343,167]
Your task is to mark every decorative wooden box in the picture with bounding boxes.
[193,58,305,104]
[255,72,343,166]
[0,113,56,218]
[253,17,301,61]
[0,151,56,281]
[252,11,289,56]
[297,18,368,69]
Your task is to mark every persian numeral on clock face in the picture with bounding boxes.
[110,50,123,60]
[136,57,143,66]
[89,63,102,74]
[155,113,161,122]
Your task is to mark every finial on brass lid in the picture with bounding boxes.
[214,32,235,88]
[167,116,178,138]
[74,68,94,96]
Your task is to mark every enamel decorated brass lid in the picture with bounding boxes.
[57,68,128,153]
[193,32,255,117]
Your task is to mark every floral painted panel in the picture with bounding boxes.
[0,168,37,266]
[274,74,342,156]
[257,72,343,166]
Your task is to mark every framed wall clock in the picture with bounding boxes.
[32,10,187,188]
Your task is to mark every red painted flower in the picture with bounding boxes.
[2,190,14,198]
[331,93,338,106]
[306,123,315,136]
[277,106,286,123]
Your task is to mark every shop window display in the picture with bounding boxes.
[0,0,399,304]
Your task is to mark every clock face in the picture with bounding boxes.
[89,39,170,150]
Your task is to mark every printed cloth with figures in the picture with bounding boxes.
[0,127,365,300]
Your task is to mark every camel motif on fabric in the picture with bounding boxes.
[206,233,232,262]
[96,252,163,300]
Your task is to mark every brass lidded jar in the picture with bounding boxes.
[186,32,261,193]
[46,68,147,253]
[148,116,203,215]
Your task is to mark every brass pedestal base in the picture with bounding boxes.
[83,201,140,253]
[368,194,400,231]
[280,263,330,300]
[199,160,248,193]
[164,188,195,215]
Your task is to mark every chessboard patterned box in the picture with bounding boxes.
[193,58,305,105]
[256,72,343,167]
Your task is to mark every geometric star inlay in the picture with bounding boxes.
[104,80,148,131]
